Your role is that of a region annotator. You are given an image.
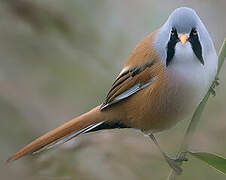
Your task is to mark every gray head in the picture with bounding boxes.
[154,7,216,66]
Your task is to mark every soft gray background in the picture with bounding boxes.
[1,0,226,179]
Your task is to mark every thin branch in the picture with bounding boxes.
[167,38,226,180]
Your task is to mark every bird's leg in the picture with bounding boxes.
[148,133,188,175]
[210,77,219,96]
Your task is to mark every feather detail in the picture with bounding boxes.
[101,78,155,110]
[7,106,108,162]
[33,122,105,154]
[101,30,162,110]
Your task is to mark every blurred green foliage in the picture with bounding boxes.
[188,151,226,174]
[1,0,226,180]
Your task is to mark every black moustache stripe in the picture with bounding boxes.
[166,33,178,66]
[189,33,204,65]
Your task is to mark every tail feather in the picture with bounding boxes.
[33,120,130,154]
[33,122,104,154]
[41,120,131,153]
[7,106,105,163]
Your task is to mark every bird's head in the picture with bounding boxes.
[154,7,216,67]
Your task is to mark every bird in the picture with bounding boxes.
[7,7,218,174]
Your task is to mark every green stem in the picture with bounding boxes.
[167,38,226,180]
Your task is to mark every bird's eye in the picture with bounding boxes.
[171,29,175,36]
[170,28,178,38]
[192,28,198,36]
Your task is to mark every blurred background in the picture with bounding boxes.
[1,0,226,179]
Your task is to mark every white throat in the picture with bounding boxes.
[167,42,217,118]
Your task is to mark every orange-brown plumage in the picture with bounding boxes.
[7,29,183,162]
[124,30,159,67]
[7,30,167,163]
[103,30,161,105]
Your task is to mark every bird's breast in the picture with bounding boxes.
[143,52,216,133]
[154,51,217,132]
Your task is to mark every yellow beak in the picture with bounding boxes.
[179,34,188,44]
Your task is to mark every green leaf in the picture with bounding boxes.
[188,151,226,174]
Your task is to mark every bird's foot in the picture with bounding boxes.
[210,77,219,97]
[164,155,188,175]
[210,87,216,96]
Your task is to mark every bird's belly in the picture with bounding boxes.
[152,85,200,132]
[117,77,206,133]
[144,67,211,133]
[143,89,198,133]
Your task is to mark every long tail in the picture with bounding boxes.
[7,106,108,163]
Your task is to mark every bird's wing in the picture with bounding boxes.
[101,31,163,110]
